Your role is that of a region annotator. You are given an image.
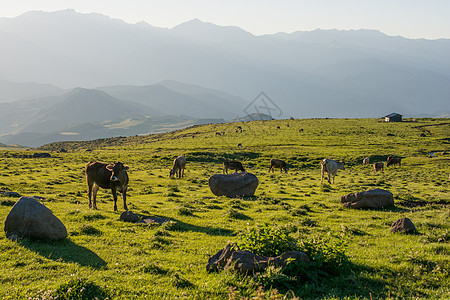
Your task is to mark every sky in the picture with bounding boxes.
[1,0,450,39]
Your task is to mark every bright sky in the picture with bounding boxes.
[1,0,450,39]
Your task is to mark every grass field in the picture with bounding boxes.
[0,118,449,299]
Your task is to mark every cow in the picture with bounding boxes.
[223,160,245,174]
[373,162,384,172]
[321,159,345,184]
[269,159,288,174]
[362,157,370,165]
[237,143,243,147]
[170,155,187,178]
[85,161,129,211]
[386,156,401,168]
[276,126,281,129]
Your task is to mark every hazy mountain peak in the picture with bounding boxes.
[171,18,254,41]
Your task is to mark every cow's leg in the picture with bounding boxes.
[328,173,332,184]
[181,168,184,178]
[122,188,128,211]
[92,185,99,209]
[87,180,93,209]
[321,167,324,184]
[112,188,118,211]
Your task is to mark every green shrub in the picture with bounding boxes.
[51,278,109,300]
[236,223,298,257]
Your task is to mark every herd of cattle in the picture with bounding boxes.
[84,154,402,211]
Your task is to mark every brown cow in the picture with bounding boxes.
[223,160,245,174]
[170,155,187,178]
[386,156,401,168]
[269,159,288,174]
[85,161,129,211]
[373,162,384,172]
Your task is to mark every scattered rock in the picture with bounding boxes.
[341,189,394,209]
[4,197,67,240]
[120,211,140,223]
[208,172,259,197]
[206,244,309,274]
[390,217,417,234]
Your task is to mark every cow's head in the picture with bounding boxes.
[106,161,129,181]
[169,168,175,178]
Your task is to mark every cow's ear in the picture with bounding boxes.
[123,165,129,171]
[106,165,114,171]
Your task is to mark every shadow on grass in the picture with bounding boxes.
[149,215,235,236]
[129,212,235,236]
[268,261,389,299]
[20,238,107,269]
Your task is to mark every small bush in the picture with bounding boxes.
[51,278,109,300]
[236,223,297,257]
[82,212,105,221]
[178,207,194,216]
[227,209,251,220]
[79,224,102,236]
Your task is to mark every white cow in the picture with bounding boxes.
[321,158,345,184]
[362,157,369,165]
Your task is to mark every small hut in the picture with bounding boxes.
[384,113,402,122]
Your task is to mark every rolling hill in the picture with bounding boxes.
[0,82,238,147]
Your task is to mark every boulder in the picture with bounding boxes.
[341,189,394,209]
[390,217,417,234]
[120,211,140,223]
[208,172,258,197]
[206,244,309,274]
[4,197,67,240]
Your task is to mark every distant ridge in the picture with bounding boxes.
[233,113,274,122]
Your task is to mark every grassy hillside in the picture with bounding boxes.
[0,118,449,299]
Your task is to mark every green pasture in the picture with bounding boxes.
[0,118,448,299]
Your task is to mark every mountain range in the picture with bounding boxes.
[0,9,449,146]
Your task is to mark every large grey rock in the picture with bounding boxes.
[390,217,417,234]
[206,244,309,274]
[341,189,394,209]
[208,172,258,197]
[4,197,67,240]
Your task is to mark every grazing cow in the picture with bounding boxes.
[276,126,281,129]
[215,132,222,136]
[223,160,245,174]
[386,156,401,168]
[321,159,345,184]
[362,157,370,165]
[237,143,243,147]
[373,162,384,172]
[269,159,288,174]
[299,129,304,133]
[170,155,187,178]
[85,161,129,211]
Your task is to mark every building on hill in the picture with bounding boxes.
[384,113,402,122]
